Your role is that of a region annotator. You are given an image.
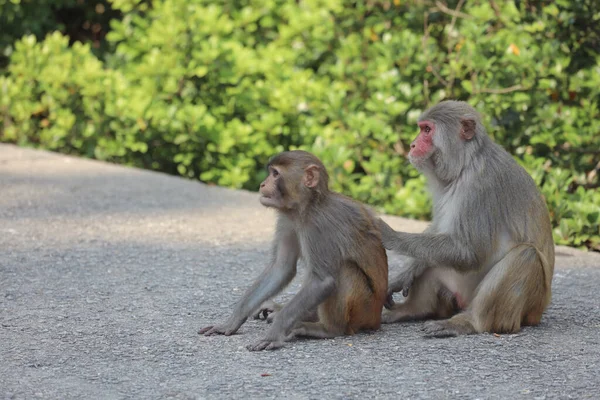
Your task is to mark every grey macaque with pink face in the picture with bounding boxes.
[378,100,555,337]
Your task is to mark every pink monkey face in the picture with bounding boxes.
[408,121,435,161]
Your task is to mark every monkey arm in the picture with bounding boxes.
[389,231,478,271]
[231,230,300,322]
[199,227,299,336]
[389,258,428,292]
[275,271,335,333]
[379,219,478,272]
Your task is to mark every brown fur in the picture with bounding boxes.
[200,150,388,350]
[379,101,555,337]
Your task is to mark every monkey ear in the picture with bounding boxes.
[303,164,320,188]
[460,119,476,141]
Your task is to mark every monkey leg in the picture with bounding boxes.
[264,309,319,324]
[252,300,319,324]
[382,270,449,324]
[301,309,320,323]
[425,244,550,337]
[473,243,549,333]
[301,264,383,338]
[339,261,388,334]
[291,321,344,339]
[422,312,477,338]
[386,259,429,307]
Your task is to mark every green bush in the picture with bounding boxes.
[0,0,120,69]
[1,0,599,250]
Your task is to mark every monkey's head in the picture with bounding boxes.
[409,100,486,180]
[259,150,329,211]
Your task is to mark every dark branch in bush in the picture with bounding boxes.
[477,85,524,94]
[432,1,472,19]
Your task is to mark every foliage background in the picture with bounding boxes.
[1,0,599,250]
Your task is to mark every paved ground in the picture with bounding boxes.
[1,144,599,400]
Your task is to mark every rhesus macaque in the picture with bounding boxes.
[199,150,388,351]
[379,100,555,337]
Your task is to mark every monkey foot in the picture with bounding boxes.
[381,311,397,324]
[253,309,277,323]
[246,339,285,351]
[198,320,242,336]
[381,307,416,324]
[422,319,474,338]
[252,301,282,323]
[198,325,235,336]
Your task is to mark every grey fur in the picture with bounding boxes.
[380,100,555,336]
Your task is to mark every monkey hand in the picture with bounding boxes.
[385,267,415,309]
[384,293,396,309]
[198,319,243,336]
[246,335,287,351]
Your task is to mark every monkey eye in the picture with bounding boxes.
[271,169,279,178]
[424,126,431,134]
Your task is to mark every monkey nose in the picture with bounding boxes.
[410,142,416,149]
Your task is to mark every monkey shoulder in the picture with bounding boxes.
[438,149,547,244]
[328,193,378,223]
[325,193,383,245]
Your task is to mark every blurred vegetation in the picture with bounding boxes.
[0,0,599,250]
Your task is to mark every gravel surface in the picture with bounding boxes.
[1,144,599,399]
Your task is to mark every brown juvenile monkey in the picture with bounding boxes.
[199,150,388,351]
[379,100,555,337]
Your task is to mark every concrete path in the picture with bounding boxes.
[1,144,599,399]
